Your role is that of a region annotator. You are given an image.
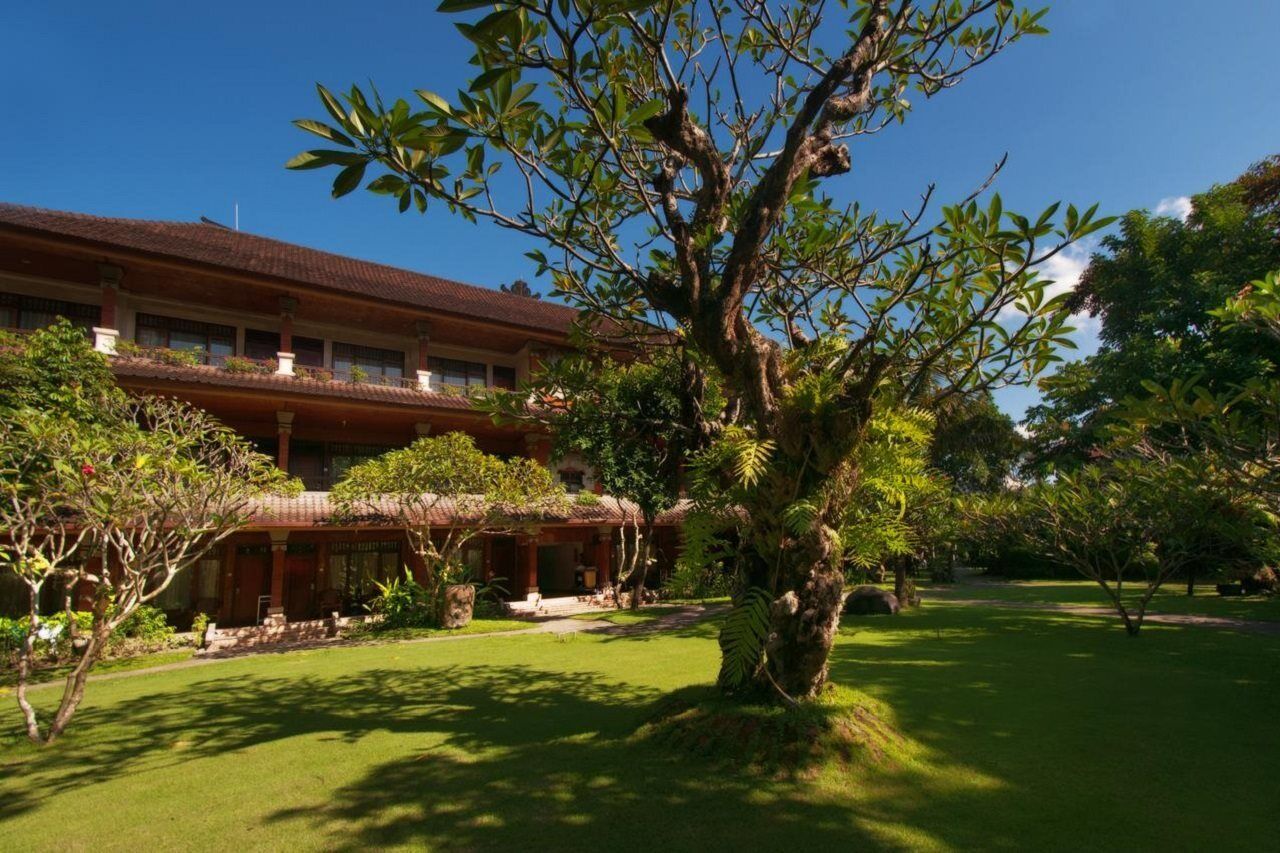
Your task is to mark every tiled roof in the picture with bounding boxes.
[251,492,691,529]
[0,202,581,335]
[111,357,480,411]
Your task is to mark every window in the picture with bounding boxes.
[559,470,585,494]
[288,441,394,491]
[244,328,324,366]
[428,356,486,391]
[197,553,222,601]
[135,313,235,364]
[0,293,97,335]
[492,365,517,390]
[156,569,192,612]
[326,540,401,609]
[332,341,404,380]
[328,443,390,486]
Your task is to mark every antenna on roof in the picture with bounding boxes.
[234,203,239,232]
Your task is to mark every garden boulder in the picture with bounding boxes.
[441,584,476,629]
[842,585,901,616]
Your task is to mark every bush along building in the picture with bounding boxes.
[0,203,682,630]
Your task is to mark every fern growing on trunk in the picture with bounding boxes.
[717,587,773,690]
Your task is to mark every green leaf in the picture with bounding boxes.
[437,0,493,11]
[331,162,367,198]
[315,84,348,126]
[285,149,366,170]
[293,119,355,148]
[469,67,513,93]
[717,587,772,688]
[415,89,453,115]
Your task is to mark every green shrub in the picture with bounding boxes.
[365,569,433,629]
[190,612,210,648]
[221,356,264,374]
[666,559,734,599]
[114,605,175,642]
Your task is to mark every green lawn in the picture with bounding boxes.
[0,649,196,690]
[345,617,534,642]
[927,578,1280,621]
[1,603,1275,851]
[570,604,690,625]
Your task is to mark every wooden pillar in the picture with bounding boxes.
[521,533,540,596]
[416,321,432,391]
[595,526,613,588]
[482,536,494,582]
[279,297,296,354]
[219,543,236,622]
[94,263,123,354]
[276,411,293,474]
[99,268,119,328]
[525,434,552,466]
[267,531,288,622]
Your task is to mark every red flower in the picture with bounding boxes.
[81,464,95,476]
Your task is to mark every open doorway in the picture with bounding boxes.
[536,543,585,596]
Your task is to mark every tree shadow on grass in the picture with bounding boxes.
[0,658,943,850]
[827,605,1280,849]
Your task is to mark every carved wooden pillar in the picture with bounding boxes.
[276,296,297,375]
[416,321,432,391]
[521,533,540,597]
[267,531,288,623]
[595,526,613,588]
[94,263,123,354]
[276,411,294,474]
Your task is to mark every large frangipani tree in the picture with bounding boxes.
[291,0,1110,698]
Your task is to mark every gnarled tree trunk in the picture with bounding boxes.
[763,565,846,699]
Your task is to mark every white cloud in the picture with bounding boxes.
[1154,195,1192,221]
[998,241,1101,349]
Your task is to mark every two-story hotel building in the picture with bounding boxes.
[0,203,681,627]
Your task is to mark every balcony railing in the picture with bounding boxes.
[111,346,494,401]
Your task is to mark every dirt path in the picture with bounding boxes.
[15,605,723,692]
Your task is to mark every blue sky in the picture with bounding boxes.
[4,1,1278,419]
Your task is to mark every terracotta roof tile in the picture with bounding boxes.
[0,202,580,335]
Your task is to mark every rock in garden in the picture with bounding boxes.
[441,584,476,629]
[842,585,900,616]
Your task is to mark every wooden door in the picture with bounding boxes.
[284,554,317,621]
[231,555,269,625]
[488,536,517,599]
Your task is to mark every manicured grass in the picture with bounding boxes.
[0,649,196,691]
[927,578,1280,621]
[570,605,690,624]
[1,603,1275,850]
[345,617,534,642]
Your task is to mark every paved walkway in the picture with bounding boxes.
[16,604,723,692]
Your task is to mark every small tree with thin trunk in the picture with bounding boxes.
[1010,460,1266,634]
[482,351,698,608]
[331,432,567,618]
[2,323,296,744]
[1,397,294,744]
[0,408,96,744]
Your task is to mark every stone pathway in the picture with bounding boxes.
[17,604,723,692]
